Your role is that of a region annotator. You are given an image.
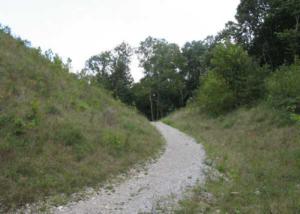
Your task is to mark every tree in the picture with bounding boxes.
[233,0,300,67]
[182,40,210,98]
[266,62,300,113]
[84,42,134,104]
[135,37,187,120]
[132,78,155,121]
[210,42,267,106]
[197,71,236,115]
[109,42,134,103]
[276,0,300,62]
[85,51,112,87]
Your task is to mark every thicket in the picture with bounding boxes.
[196,42,299,120]
[196,72,236,115]
[196,42,268,115]
[193,41,300,118]
[266,62,300,118]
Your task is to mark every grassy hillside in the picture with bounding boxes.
[164,105,300,213]
[0,28,163,211]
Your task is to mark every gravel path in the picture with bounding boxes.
[54,122,206,214]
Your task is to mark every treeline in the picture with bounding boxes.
[82,38,211,120]
[81,0,300,120]
[196,0,300,117]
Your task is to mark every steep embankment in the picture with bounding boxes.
[0,29,163,211]
[164,106,300,213]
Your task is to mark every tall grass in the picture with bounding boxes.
[164,105,300,213]
[0,28,163,211]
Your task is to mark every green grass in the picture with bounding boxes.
[164,105,300,213]
[0,28,164,211]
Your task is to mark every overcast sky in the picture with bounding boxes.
[0,0,240,81]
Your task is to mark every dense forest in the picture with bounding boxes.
[81,0,300,120]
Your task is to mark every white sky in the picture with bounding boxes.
[0,0,240,82]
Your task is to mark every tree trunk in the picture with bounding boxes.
[295,15,299,32]
[149,93,154,121]
[156,93,160,120]
[295,15,299,62]
[180,89,184,106]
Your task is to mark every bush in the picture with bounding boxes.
[46,104,61,115]
[211,42,267,105]
[0,115,11,128]
[266,63,300,113]
[102,130,127,156]
[56,124,85,146]
[14,118,26,136]
[197,71,236,115]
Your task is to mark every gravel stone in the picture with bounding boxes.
[53,122,206,214]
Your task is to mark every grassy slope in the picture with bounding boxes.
[0,30,163,210]
[164,105,300,213]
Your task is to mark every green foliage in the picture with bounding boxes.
[232,0,300,67]
[197,71,236,115]
[46,104,61,115]
[13,117,26,136]
[56,124,85,146]
[182,40,210,95]
[134,37,188,120]
[266,63,300,113]
[84,37,211,121]
[26,100,41,125]
[291,113,300,124]
[196,42,266,115]
[71,100,90,112]
[211,42,267,106]
[102,130,127,156]
[84,42,134,105]
[0,115,11,128]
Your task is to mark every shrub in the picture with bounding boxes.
[26,100,41,126]
[266,63,300,114]
[13,118,26,136]
[102,130,127,156]
[46,104,61,115]
[56,124,85,146]
[197,71,236,115]
[0,115,11,128]
[211,42,267,105]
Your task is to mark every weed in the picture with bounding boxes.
[162,118,173,126]
[102,130,127,156]
[55,124,85,146]
[13,117,26,136]
[0,115,11,127]
[46,104,61,115]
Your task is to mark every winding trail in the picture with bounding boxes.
[54,122,206,214]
